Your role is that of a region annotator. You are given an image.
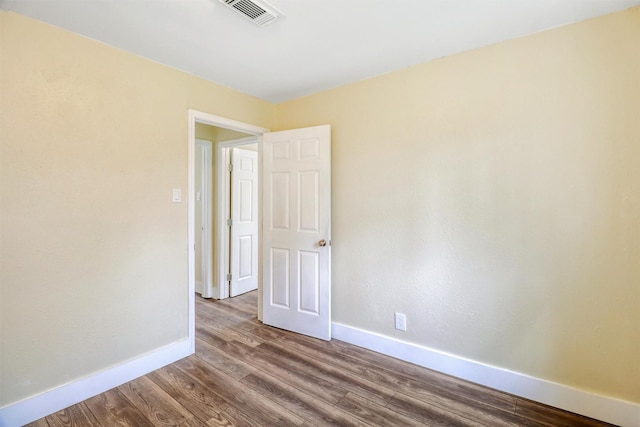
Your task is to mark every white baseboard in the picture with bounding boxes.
[331,322,639,427]
[0,338,192,427]
[2,325,637,427]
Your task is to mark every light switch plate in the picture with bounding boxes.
[172,188,182,203]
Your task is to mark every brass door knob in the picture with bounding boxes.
[318,239,327,247]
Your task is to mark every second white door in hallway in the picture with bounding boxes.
[229,147,258,297]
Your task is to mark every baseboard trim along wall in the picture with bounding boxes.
[331,322,639,427]
[0,338,192,427]
[2,326,637,427]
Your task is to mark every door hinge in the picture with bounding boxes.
[227,163,233,172]
[227,218,232,226]
[226,273,232,281]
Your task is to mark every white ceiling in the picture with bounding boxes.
[2,0,639,103]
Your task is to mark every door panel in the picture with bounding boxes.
[230,147,259,297]
[239,235,253,278]
[262,125,331,340]
[299,250,319,314]
[299,171,319,232]
[271,172,290,229]
[271,248,290,307]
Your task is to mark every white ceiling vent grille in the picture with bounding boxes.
[219,0,280,27]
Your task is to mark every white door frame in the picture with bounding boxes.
[217,136,259,300]
[188,109,268,353]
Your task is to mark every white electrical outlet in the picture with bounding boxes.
[395,313,407,331]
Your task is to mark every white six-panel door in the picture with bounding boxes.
[230,147,259,297]
[262,125,331,340]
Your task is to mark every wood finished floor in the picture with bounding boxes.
[27,291,614,427]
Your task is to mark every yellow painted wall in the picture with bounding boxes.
[0,11,274,406]
[276,8,640,403]
[194,122,217,141]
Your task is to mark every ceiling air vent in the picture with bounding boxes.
[219,0,280,27]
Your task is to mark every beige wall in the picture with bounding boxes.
[276,8,640,403]
[194,123,249,142]
[194,122,217,141]
[0,11,274,406]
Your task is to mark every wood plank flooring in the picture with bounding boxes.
[27,292,615,426]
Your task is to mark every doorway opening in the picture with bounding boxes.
[187,110,269,352]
